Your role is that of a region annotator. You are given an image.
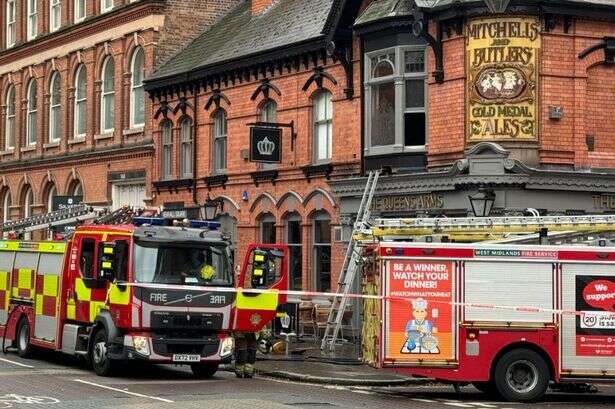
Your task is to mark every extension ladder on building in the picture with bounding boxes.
[1,204,106,234]
[321,170,380,351]
[359,214,615,243]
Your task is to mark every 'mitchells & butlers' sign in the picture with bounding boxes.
[467,16,540,141]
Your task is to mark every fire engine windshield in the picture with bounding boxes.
[133,242,232,286]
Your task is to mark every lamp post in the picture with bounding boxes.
[203,195,222,221]
[468,189,496,217]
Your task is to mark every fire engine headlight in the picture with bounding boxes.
[133,336,150,357]
[220,337,234,357]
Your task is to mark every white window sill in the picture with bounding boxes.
[0,148,15,156]
[68,136,86,145]
[21,146,36,152]
[43,141,59,148]
[123,127,144,136]
[95,132,114,140]
[364,146,426,156]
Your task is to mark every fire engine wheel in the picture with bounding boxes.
[91,329,116,377]
[494,349,549,402]
[472,381,497,396]
[191,363,219,379]
[16,318,34,358]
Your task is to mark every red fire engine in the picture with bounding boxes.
[0,213,288,377]
[365,240,615,402]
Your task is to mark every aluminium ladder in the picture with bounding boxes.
[1,203,107,234]
[321,170,380,351]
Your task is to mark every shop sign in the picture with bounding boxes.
[250,126,282,163]
[467,16,541,141]
[52,196,83,211]
[384,260,455,362]
[593,195,615,210]
[371,193,444,212]
[575,276,615,356]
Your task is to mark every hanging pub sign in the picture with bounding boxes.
[466,16,541,141]
[250,126,282,163]
[52,196,83,211]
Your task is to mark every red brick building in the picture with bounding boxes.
[0,0,238,235]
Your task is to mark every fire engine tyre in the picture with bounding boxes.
[91,329,116,377]
[191,363,219,379]
[494,349,550,402]
[16,318,34,358]
[472,381,497,396]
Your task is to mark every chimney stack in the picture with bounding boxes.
[251,0,276,15]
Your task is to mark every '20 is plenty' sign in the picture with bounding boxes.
[466,16,540,141]
[250,126,282,163]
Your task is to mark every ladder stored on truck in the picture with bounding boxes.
[1,204,107,234]
[321,170,380,351]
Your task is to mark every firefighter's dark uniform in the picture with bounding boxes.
[233,331,257,378]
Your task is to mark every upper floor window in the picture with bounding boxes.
[100,57,115,133]
[6,0,15,48]
[259,99,277,123]
[74,0,85,22]
[2,190,11,222]
[26,80,37,146]
[74,64,87,138]
[130,47,145,128]
[212,110,227,174]
[27,0,37,40]
[101,0,113,13]
[49,72,61,142]
[365,46,427,156]
[160,121,172,180]
[313,91,333,163]
[50,0,61,32]
[180,118,193,178]
[5,85,15,150]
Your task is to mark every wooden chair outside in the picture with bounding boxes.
[298,302,317,340]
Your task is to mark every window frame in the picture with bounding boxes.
[74,0,85,23]
[6,0,15,48]
[129,47,145,128]
[212,109,227,174]
[364,45,428,156]
[100,57,115,134]
[26,79,38,146]
[46,185,56,212]
[2,190,11,222]
[5,84,15,150]
[312,91,333,164]
[311,211,332,292]
[49,72,61,143]
[74,64,87,139]
[27,0,37,41]
[284,213,303,291]
[160,120,173,180]
[50,0,61,32]
[101,0,114,13]
[259,213,276,244]
[179,117,193,178]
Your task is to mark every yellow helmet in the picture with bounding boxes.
[200,265,215,280]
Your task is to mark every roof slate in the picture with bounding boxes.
[148,0,335,83]
[356,0,615,27]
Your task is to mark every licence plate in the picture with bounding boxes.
[172,354,201,363]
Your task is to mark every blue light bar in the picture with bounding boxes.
[190,220,220,230]
[133,217,167,226]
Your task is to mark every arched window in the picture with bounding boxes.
[213,110,227,174]
[27,0,37,40]
[101,0,113,13]
[259,99,277,123]
[49,72,61,142]
[284,213,303,290]
[74,64,87,138]
[5,85,15,149]
[100,57,115,133]
[6,0,15,48]
[130,47,145,128]
[160,121,173,180]
[70,180,83,197]
[50,0,61,32]
[312,211,331,292]
[46,184,57,212]
[2,189,11,222]
[313,91,333,163]
[180,118,193,178]
[26,79,38,146]
[259,213,276,244]
[23,186,33,240]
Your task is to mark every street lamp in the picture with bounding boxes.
[203,195,223,221]
[468,189,496,217]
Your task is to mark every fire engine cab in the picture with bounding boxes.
[0,213,288,377]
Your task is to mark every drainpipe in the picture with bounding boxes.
[192,83,199,205]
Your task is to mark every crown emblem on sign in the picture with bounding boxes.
[257,137,275,156]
